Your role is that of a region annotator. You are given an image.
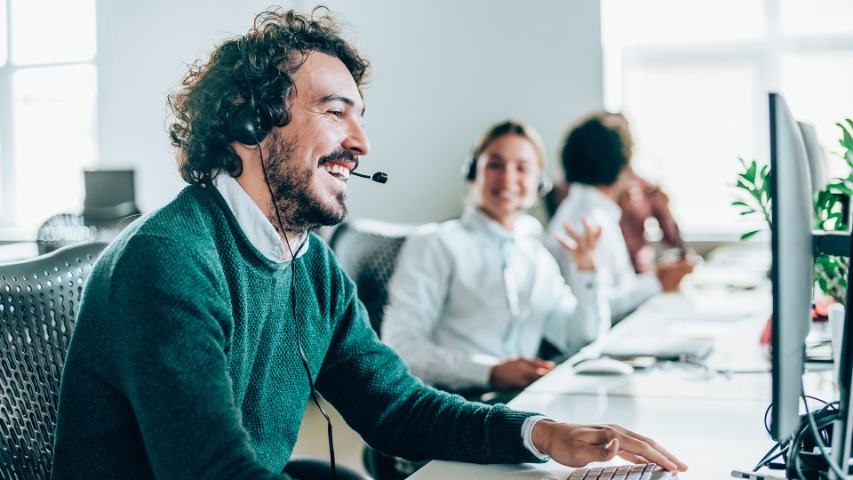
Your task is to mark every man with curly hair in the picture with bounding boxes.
[51,7,687,479]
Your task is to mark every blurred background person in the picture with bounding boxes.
[610,113,686,274]
[543,113,686,274]
[546,112,694,322]
[382,120,609,393]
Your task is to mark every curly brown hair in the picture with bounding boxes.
[168,7,369,185]
[560,111,633,186]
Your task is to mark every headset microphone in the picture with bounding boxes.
[350,170,388,184]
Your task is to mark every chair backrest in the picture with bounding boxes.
[0,242,106,479]
[330,219,428,334]
[35,213,97,256]
[36,210,135,256]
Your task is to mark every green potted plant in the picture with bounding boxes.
[732,120,853,303]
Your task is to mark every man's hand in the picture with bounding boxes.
[555,217,602,271]
[655,258,695,292]
[531,421,688,473]
[489,358,555,389]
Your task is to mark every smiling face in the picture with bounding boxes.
[264,51,370,232]
[470,133,541,229]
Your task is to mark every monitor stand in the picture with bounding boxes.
[814,231,853,479]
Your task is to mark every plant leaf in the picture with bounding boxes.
[736,179,752,191]
[745,161,757,183]
[740,230,760,240]
[839,122,853,151]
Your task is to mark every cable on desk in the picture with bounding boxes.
[751,395,841,478]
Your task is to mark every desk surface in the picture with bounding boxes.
[0,242,38,263]
[417,395,772,480]
[410,247,834,480]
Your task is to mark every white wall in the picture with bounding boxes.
[96,0,603,224]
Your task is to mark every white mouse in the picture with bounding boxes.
[573,357,635,376]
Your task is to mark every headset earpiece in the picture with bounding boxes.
[463,154,478,182]
[229,92,272,146]
[538,176,551,195]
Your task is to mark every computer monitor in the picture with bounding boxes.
[798,122,829,195]
[82,169,139,222]
[769,92,815,442]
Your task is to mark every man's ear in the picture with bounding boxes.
[231,140,258,156]
[228,141,263,178]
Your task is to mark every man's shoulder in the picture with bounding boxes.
[135,185,222,237]
[95,186,227,277]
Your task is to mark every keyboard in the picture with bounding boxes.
[567,463,674,480]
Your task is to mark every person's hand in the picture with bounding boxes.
[655,258,695,292]
[489,358,555,389]
[555,217,602,271]
[531,422,688,473]
[633,245,656,274]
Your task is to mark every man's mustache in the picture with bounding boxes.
[318,150,359,170]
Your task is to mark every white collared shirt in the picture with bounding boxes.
[213,174,308,263]
[382,205,609,390]
[546,183,660,321]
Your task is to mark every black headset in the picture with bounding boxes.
[228,88,281,146]
[226,59,344,477]
[462,152,550,194]
[229,81,388,184]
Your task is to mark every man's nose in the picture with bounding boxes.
[343,120,370,156]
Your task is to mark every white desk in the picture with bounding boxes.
[410,246,836,480]
[416,395,771,480]
[0,242,38,263]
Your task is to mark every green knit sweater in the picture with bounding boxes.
[51,184,541,479]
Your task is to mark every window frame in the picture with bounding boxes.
[0,0,98,228]
[602,0,853,236]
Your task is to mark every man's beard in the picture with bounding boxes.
[263,130,348,235]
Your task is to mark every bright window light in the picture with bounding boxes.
[623,62,762,233]
[602,0,853,235]
[13,65,98,227]
[0,0,97,228]
[780,51,853,179]
[602,0,763,48]
[0,0,7,67]
[780,0,853,37]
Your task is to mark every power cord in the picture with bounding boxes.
[799,387,846,480]
[753,394,846,479]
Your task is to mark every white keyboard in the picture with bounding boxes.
[567,463,674,480]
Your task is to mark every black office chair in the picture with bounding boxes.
[329,219,419,334]
[35,210,140,256]
[331,219,534,478]
[329,220,424,480]
[284,456,371,480]
[35,213,97,255]
[0,242,106,479]
[35,170,141,256]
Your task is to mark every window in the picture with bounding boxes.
[602,0,853,236]
[0,0,98,229]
